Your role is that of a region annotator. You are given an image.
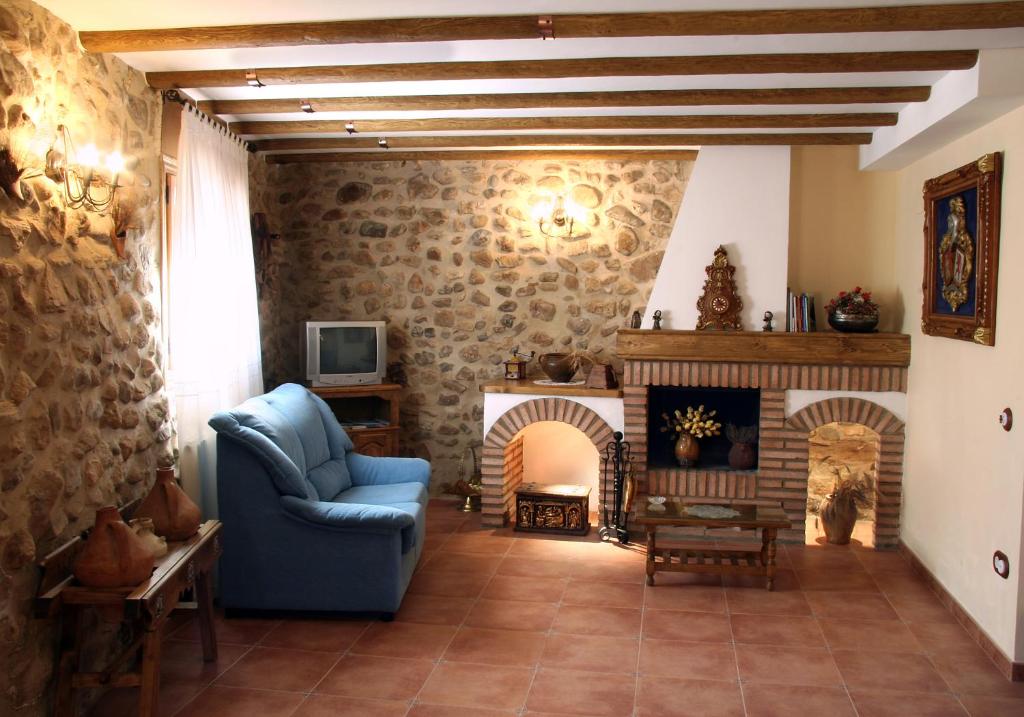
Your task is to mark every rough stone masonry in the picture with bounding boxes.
[249,156,693,488]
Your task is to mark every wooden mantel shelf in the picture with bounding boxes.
[617,330,910,368]
[481,378,623,398]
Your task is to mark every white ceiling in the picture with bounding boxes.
[32,0,1024,161]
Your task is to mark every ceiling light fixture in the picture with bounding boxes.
[533,194,584,239]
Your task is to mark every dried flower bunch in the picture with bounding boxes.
[826,286,879,317]
[661,405,722,440]
[725,423,758,444]
[827,466,874,510]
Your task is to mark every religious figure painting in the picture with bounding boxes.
[922,153,1002,346]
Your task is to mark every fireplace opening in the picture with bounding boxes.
[806,422,879,546]
[507,421,601,517]
[647,386,761,470]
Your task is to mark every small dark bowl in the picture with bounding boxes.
[828,310,879,333]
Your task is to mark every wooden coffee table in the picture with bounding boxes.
[635,500,791,590]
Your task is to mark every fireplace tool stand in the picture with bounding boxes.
[599,431,631,544]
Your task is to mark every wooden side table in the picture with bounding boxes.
[36,520,223,717]
[634,501,790,590]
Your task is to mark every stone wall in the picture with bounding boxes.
[0,1,168,713]
[250,157,691,485]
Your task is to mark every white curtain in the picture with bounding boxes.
[168,108,263,517]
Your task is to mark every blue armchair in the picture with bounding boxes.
[208,383,430,614]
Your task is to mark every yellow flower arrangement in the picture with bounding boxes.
[660,405,722,440]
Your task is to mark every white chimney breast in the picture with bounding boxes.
[644,146,791,331]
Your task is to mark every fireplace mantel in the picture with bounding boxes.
[617,330,910,368]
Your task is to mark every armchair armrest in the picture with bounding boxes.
[280,496,418,552]
[347,454,431,489]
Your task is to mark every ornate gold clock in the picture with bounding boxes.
[696,245,743,331]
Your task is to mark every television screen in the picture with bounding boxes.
[320,327,378,375]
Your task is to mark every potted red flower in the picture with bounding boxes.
[826,286,879,333]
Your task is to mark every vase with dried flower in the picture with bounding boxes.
[826,286,879,333]
[73,507,155,588]
[538,349,593,384]
[818,467,874,545]
[661,405,722,468]
[135,464,201,541]
[725,423,758,470]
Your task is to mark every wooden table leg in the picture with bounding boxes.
[53,605,83,717]
[194,569,218,662]
[763,528,778,591]
[138,629,163,717]
[646,528,656,586]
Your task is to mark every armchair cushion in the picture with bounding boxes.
[209,383,354,500]
[280,496,421,553]
[332,482,428,507]
[347,454,431,489]
[209,400,317,501]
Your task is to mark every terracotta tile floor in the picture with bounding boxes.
[91,502,1024,717]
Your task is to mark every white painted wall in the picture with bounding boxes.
[482,393,624,437]
[892,105,1024,660]
[786,391,907,423]
[518,421,601,513]
[644,146,791,331]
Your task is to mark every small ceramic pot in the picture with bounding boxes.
[538,353,576,383]
[130,517,168,559]
[73,507,155,588]
[828,309,879,333]
[728,442,757,470]
[674,433,700,468]
[136,466,201,541]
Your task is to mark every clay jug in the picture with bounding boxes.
[820,494,858,545]
[136,466,201,541]
[538,353,576,383]
[130,517,168,559]
[728,442,757,470]
[73,507,154,588]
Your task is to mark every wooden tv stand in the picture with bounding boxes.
[310,383,401,457]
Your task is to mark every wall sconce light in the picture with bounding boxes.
[45,124,125,211]
[533,194,585,239]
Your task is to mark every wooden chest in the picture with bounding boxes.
[514,483,590,535]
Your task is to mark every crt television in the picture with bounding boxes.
[304,321,387,386]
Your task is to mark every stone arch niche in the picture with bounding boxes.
[784,398,905,548]
[481,398,616,528]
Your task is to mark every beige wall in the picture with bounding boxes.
[790,110,1024,661]
[893,105,1024,661]
[789,146,901,331]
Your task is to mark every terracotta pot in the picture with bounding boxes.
[820,494,858,545]
[135,466,201,541]
[73,507,154,588]
[728,442,757,470]
[538,353,576,383]
[674,433,700,468]
[130,517,168,559]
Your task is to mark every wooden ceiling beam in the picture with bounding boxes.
[146,51,978,89]
[252,133,869,151]
[231,113,895,135]
[198,86,931,115]
[83,2,1024,52]
[264,150,702,164]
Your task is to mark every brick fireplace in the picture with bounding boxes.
[618,330,911,547]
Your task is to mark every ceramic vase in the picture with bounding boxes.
[130,517,168,559]
[728,442,757,470]
[674,433,700,468]
[135,466,201,541]
[820,494,858,545]
[538,353,576,383]
[73,507,155,588]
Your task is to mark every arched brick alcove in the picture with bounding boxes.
[783,398,905,548]
[481,398,616,528]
